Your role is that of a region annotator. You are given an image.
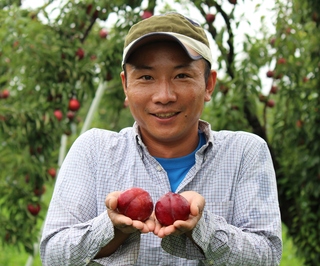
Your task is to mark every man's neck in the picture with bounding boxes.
[142,132,200,159]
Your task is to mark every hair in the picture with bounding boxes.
[203,60,211,85]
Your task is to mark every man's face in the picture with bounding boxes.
[121,41,216,156]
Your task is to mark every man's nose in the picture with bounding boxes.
[152,79,177,104]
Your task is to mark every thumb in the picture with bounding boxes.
[105,191,121,210]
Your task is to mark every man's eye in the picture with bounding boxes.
[176,73,188,79]
[141,75,153,80]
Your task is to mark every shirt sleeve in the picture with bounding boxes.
[161,138,282,265]
[40,129,141,265]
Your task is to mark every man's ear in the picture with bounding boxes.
[204,70,217,102]
[120,71,127,95]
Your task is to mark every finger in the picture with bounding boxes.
[145,217,156,232]
[153,218,163,235]
[162,225,177,236]
[132,220,152,233]
[107,197,117,210]
[105,192,122,210]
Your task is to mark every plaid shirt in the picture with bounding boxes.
[40,120,282,265]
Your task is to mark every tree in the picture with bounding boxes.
[0,0,143,253]
[0,0,319,264]
[271,1,320,264]
[198,0,320,264]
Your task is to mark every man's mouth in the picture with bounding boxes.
[154,112,178,118]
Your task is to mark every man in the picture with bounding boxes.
[40,12,282,265]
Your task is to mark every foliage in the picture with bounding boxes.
[199,0,320,264]
[0,0,142,254]
[0,0,319,265]
[271,1,320,264]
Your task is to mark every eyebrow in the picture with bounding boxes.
[129,64,153,71]
[129,62,194,71]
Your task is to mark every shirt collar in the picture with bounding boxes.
[133,119,214,148]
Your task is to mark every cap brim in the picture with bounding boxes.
[122,33,203,66]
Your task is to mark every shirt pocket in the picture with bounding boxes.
[205,201,234,223]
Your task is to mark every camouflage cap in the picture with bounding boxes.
[122,12,212,67]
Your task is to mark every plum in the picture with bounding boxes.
[155,192,190,226]
[117,187,153,222]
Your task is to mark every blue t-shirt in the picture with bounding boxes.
[154,132,206,192]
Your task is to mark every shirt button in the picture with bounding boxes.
[156,165,162,171]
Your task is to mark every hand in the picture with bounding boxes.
[153,191,205,238]
[105,191,156,234]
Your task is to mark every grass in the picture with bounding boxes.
[0,225,305,265]
[0,183,305,265]
[280,225,305,265]
[0,246,42,266]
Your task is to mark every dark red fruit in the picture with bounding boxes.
[277,57,286,65]
[266,70,274,78]
[155,192,190,226]
[99,28,108,39]
[0,89,9,99]
[76,48,85,60]
[47,168,56,178]
[68,98,81,111]
[266,99,275,108]
[117,187,153,221]
[27,203,41,216]
[141,10,153,20]
[270,85,278,94]
[54,110,63,121]
[206,13,216,23]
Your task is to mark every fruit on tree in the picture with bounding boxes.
[99,28,108,39]
[68,98,81,111]
[67,111,75,120]
[296,120,303,128]
[54,110,63,121]
[266,99,275,108]
[155,192,190,226]
[47,167,56,178]
[228,0,237,4]
[269,37,276,46]
[117,187,153,221]
[0,89,10,99]
[266,70,274,78]
[270,85,278,94]
[141,10,153,20]
[27,203,41,216]
[277,57,286,65]
[76,48,85,60]
[206,13,216,23]
[34,185,46,196]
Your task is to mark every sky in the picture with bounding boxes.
[21,0,276,93]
